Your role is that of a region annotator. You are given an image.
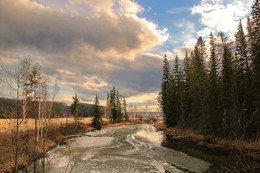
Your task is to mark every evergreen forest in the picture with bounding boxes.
[159,0,260,139]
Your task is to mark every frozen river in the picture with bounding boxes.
[27,124,211,173]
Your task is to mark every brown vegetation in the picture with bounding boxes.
[0,117,149,172]
[0,118,95,173]
[154,121,260,161]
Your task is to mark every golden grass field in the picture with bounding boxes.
[0,117,93,133]
[0,117,97,172]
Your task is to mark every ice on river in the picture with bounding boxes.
[134,124,164,145]
[69,136,114,148]
[26,124,211,173]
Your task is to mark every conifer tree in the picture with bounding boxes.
[219,32,238,137]
[182,52,192,120]
[106,92,111,120]
[159,55,173,127]
[91,93,102,130]
[110,86,117,122]
[247,17,254,61]
[107,86,125,123]
[171,55,183,123]
[71,93,80,127]
[116,90,123,122]
[235,20,254,137]
[122,97,129,121]
[156,0,259,139]
[250,0,260,131]
[205,32,220,135]
[189,37,207,119]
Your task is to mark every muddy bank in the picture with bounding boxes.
[154,121,260,172]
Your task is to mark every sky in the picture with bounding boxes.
[0,0,254,111]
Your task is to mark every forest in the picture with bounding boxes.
[0,97,105,119]
[159,0,260,140]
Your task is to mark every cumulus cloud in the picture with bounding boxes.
[0,0,168,57]
[118,0,144,14]
[172,19,197,58]
[174,38,197,59]
[127,92,160,111]
[172,0,253,61]
[0,0,168,107]
[192,0,253,38]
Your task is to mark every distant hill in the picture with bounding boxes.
[0,97,104,118]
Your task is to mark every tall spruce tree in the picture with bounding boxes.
[107,86,125,123]
[110,86,117,122]
[71,93,80,131]
[182,52,192,120]
[91,93,102,130]
[205,32,220,135]
[116,90,123,122]
[189,37,207,120]
[159,54,173,127]
[250,0,260,131]
[219,32,238,137]
[235,20,254,138]
[171,55,183,123]
[122,97,129,121]
[106,93,111,120]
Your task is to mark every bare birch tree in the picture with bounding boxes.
[1,58,32,172]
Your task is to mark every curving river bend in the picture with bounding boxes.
[27,124,211,173]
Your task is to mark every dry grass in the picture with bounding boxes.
[0,117,96,173]
[0,117,146,172]
[153,120,166,131]
[0,118,93,133]
[154,121,260,158]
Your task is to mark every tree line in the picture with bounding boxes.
[70,86,129,130]
[0,97,102,119]
[159,0,259,139]
[106,86,128,123]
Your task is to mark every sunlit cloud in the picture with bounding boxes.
[0,0,168,107]
[192,0,253,38]
[172,0,253,60]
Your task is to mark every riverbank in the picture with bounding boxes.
[154,121,260,171]
[0,118,144,173]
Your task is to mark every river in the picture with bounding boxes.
[26,124,212,173]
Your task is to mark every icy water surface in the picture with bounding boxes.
[27,124,211,173]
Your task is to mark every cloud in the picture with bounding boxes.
[127,92,160,111]
[192,0,253,38]
[172,0,253,61]
[167,7,190,15]
[0,0,168,58]
[167,18,197,50]
[118,0,144,14]
[174,38,197,59]
[0,0,168,107]
[171,19,197,58]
